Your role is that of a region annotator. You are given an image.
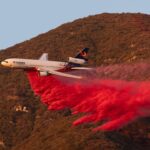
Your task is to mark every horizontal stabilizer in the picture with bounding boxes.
[72,67,92,70]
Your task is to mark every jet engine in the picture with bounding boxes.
[68,57,86,65]
[39,71,48,76]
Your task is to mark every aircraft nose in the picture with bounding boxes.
[1,61,5,66]
[1,61,9,66]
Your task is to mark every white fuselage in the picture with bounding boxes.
[1,58,67,70]
[1,54,90,79]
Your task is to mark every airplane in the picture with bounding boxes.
[1,48,91,79]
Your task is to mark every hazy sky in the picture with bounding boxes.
[0,0,149,49]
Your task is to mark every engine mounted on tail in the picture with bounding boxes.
[68,57,86,65]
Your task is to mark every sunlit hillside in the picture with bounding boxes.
[0,13,150,150]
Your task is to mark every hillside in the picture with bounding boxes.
[0,13,150,150]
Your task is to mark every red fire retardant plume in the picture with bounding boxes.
[26,70,150,131]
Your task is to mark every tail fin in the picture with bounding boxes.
[75,48,89,61]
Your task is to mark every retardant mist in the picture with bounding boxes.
[26,62,150,131]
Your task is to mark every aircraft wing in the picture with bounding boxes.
[37,67,82,79]
[48,70,82,79]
